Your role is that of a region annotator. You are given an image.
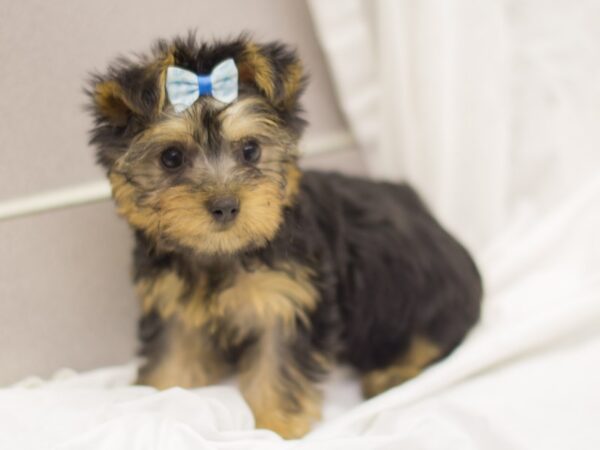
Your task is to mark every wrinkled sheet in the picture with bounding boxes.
[2,176,600,450]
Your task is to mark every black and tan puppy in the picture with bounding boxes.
[87,34,482,439]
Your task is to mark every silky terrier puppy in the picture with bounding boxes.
[87,34,482,438]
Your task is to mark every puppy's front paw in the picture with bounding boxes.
[254,408,316,439]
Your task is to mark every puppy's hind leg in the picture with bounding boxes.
[361,335,441,398]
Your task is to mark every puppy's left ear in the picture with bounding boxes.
[89,52,174,127]
[237,41,307,114]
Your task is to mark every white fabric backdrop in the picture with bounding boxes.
[307,0,600,252]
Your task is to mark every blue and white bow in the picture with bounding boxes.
[166,58,238,112]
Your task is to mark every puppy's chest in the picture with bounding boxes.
[137,263,318,343]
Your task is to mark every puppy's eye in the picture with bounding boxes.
[241,140,261,164]
[160,147,185,170]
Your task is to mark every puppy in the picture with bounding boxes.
[87,34,482,439]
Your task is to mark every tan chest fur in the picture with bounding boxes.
[136,263,318,342]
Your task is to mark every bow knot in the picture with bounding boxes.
[166,58,238,112]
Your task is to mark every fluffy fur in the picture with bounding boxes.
[87,33,483,439]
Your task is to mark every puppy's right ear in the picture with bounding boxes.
[87,51,174,169]
[89,52,174,127]
[92,79,142,127]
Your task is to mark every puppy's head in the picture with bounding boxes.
[88,34,307,255]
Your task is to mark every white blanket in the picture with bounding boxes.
[3,176,600,450]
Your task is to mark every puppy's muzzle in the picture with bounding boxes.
[207,196,240,224]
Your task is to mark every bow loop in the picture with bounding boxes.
[166,58,238,112]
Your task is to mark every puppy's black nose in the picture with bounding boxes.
[208,196,240,224]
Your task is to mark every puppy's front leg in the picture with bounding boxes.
[137,318,230,390]
[239,329,323,439]
[135,271,230,390]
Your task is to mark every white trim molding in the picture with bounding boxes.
[0,181,112,221]
[300,130,355,156]
[0,130,355,221]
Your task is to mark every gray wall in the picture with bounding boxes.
[0,0,365,384]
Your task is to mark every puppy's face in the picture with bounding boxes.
[88,36,306,255]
